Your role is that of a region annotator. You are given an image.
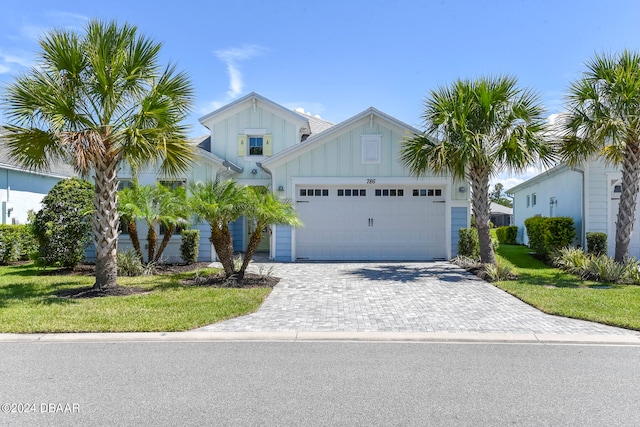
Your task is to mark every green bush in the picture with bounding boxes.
[180,229,200,264]
[0,224,37,263]
[524,216,575,258]
[586,232,607,256]
[495,226,518,245]
[117,249,145,277]
[458,228,480,259]
[32,178,94,268]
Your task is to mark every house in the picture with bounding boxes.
[119,92,471,262]
[490,202,513,227]
[0,127,74,225]
[507,158,635,258]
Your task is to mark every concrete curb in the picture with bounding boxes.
[1,331,639,345]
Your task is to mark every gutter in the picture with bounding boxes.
[222,160,243,174]
[256,162,272,176]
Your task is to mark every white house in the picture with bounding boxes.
[508,158,637,258]
[0,127,74,225]
[119,92,471,262]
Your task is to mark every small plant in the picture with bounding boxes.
[117,250,145,277]
[484,258,515,282]
[458,228,480,258]
[233,254,244,271]
[180,229,200,264]
[258,265,275,283]
[622,258,640,285]
[553,247,591,277]
[586,232,607,256]
[452,255,481,269]
[587,254,627,283]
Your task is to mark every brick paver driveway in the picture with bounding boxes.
[197,262,638,335]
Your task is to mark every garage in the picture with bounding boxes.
[294,185,447,261]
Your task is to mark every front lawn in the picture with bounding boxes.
[0,263,271,333]
[494,245,640,331]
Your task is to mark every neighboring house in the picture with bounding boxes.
[490,202,512,227]
[508,158,633,258]
[118,92,471,262]
[0,127,74,225]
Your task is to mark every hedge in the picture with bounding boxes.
[495,226,518,245]
[0,224,37,263]
[458,228,480,258]
[586,232,607,256]
[524,216,575,258]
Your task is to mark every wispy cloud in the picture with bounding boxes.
[0,49,34,74]
[201,44,267,112]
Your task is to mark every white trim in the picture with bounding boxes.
[243,128,268,135]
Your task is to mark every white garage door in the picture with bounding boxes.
[295,185,446,261]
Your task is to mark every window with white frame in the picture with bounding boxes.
[532,193,537,206]
[526,195,530,207]
[249,136,264,155]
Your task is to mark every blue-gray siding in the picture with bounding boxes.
[451,207,468,257]
[230,217,244,251]
[195,222,212,262]
[274,225,292,262]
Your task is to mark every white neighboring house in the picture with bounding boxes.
[508,158,636,258]
[0,127,74,225]
[118,92,472,262]
[489,202,513,227]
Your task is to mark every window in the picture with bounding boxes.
[117,179,133,191]
[300,188,329,197]
[532,193,537,207]
[614,185,622,193]
[249,137,263,155]
[337,189,366,197]
[375,188,405,197]
[526,195,530,207]
[412,188,441,197]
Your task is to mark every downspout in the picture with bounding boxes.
[255,162,272,176]
[570,166,585,248]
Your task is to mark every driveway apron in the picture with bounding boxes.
[197,262,638,335]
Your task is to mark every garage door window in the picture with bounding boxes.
[338,189,367,196]
[413,188,442,197]
[300,189,329,197]
[375,189,404,197]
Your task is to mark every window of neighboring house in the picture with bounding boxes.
[532,193,537,207]
[526,195,530,207]
[159,179,187,235]
[249,137,263,155]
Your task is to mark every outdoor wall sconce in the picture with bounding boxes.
[251,168,258,175]
[458,186,466,193]
[277,186,285,192]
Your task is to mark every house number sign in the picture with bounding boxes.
[366,179,376,184]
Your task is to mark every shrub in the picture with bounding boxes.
[524,216,575,258]
[484,258,515,282]
[180,229,200,264]
[553,247,591,277]
[117,250,145,277]
[0,224,37,263]
[495,226,518,245]
[622,258,640,285]
[586,232,607,256]
[458,228,480,259]
[32,178,94,268]
[587,254,627,283]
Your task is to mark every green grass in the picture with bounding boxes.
[0,263,271,333]
[494,245,640,331]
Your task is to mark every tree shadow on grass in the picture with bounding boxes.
[345,263,473,284]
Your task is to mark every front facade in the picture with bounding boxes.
[117,92,472,262]
[0,128,74,225]
[508,158,638,258]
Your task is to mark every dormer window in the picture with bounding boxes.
[249,137,263,155]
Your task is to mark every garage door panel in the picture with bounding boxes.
[295,185,446,261]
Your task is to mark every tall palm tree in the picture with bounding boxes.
[1,20,194,289]
[560,50,640,262]
[238,188,301,280]
[401,76,552,264]
[189,180,249,277]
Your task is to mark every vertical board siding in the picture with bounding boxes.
[195,222,212,262]
[274,225,292,261]
[451,207,468,257]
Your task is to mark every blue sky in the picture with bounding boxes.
[1,0,639,188]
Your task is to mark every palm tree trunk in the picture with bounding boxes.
[614,142,640,262]
[127,221,144,262]
[238,223,265,280]
[147,225,157,264]
[154,225,174,263]
[469,167,496,264]
[93,159,119,289]
[210,224,235,277]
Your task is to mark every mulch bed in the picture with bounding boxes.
[182,273,280,288]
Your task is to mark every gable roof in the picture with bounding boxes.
[490,202,513,215]
[0,127,75,179]
[260,107,420,168]
[506,163,569,194]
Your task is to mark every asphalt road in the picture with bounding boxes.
[1,341,639,426]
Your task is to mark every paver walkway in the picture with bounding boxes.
[197,262,639,335]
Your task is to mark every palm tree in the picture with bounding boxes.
[1,20,194,289]
[238,188,301,280]
[560,50,640,262]
[118,182,189,263]
[189,180,249,277]
[401,76,552,264]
